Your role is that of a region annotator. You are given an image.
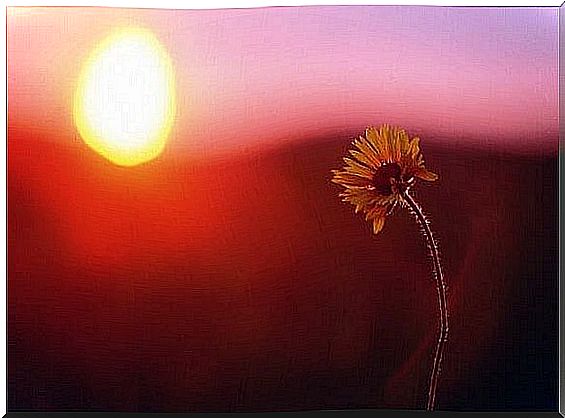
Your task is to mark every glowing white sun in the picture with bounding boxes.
[74,28,176,166]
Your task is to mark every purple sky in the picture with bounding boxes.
[8,6,558,157]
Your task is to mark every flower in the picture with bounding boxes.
[331,124,438,234]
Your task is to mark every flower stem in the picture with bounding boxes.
[401,191,449,411]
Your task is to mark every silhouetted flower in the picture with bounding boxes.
[332,125,448,411]
[332,124,437,234]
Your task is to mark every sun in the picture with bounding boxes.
[74,28,176,167]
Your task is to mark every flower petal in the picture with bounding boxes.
[376,125,392,161]
[391,127,405,162]
[371,213,386,234]
[341,187,387,206]
[349,149,380,170]
[343,157,375,179]
[354,135,382,167]
[414,167,438,181]
[332,171,370,187]
[399,131,411,156]
[407,137,421,159]
[367,126,392,162]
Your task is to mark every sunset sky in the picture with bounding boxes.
[8,6,558,159]
[7,5,559,412]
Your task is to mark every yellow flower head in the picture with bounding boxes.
[332,124,438,234]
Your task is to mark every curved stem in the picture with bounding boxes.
[401,191,449,411]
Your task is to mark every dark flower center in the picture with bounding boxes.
[372,162,402,195]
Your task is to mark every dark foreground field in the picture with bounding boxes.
[8,130,558,411]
